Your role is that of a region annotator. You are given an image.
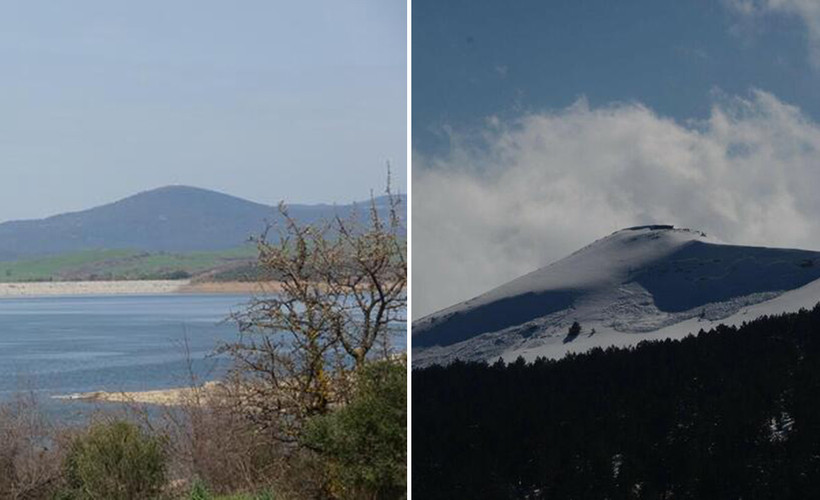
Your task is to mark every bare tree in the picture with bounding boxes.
[221,180,406,441]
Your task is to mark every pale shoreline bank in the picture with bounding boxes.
[53,382,222,407]
[0,279,282,298]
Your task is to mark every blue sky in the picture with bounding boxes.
[414,0,819,154]
[0,1,406,220]
[414,0,820,317]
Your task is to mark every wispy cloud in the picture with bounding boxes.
[726,0,820,68]
[413,90,820,318]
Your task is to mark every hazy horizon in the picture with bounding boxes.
[0,183,406,225]
[0,1,406,221]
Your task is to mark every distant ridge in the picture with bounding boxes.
[0,186,403,260]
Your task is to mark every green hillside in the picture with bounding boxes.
[0,246,257,282]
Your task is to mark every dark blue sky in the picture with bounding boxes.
[413,0,818,155]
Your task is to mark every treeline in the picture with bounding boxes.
[413,304,820,499]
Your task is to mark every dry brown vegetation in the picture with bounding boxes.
[0,394,65,499]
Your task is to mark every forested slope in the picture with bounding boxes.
[414,304,820,499]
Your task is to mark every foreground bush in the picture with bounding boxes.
[60,420,167,499]
[187,480,276,500]
[304,359,407,499]
[168,395,325,498]
[0,394,63,499]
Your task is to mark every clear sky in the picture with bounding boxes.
[414,0,820,318]
[0,1,406,221]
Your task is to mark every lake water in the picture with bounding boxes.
[0,294,405,418]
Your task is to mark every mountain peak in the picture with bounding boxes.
[0,187,380,259]
[623,224,675,231]
[133,185,242,196]
[609,224,709,240]
[118,185,263,205]
[123,185,216,197]
[142,184,202,193]
[414,228,820,366]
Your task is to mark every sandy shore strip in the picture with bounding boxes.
[0,280,280,298]
[0,280,187,297]
[53,382,222,407]
[178,280,283,294]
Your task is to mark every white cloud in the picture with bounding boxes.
[726,0,820,68]
[413,90,820,319]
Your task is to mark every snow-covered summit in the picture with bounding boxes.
[413,226,820,367]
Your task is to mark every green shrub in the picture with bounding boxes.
[61,420,167,499]
[161,269,192,280]
[186,479,277,500]
[188,480,211,500]
[213,493,275,500]
[303,359,406,499]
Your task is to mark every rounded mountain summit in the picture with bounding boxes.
[413,226,820,366]
[0,186,401,260]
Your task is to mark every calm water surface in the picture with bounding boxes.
[0,293,406,418]
[0,294,249,407]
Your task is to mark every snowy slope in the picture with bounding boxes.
[413,226,820,367]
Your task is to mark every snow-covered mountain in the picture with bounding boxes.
[413,225,820,367]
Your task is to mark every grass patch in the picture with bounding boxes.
[0,246,257,282]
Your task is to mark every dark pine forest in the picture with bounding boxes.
[414,304,820,499]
